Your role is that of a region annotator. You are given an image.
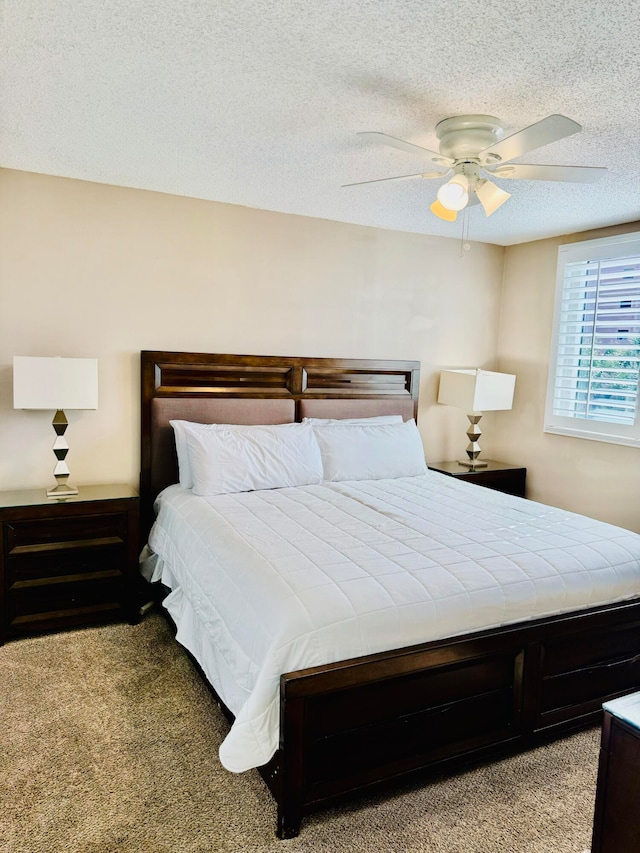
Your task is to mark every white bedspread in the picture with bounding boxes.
[143,473,640,773]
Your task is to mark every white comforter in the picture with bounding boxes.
[143,473,640,773]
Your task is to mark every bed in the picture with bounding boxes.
[140,350,640,838]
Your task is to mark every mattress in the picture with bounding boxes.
[142,473,640,773]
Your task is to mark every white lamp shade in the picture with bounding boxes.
[437,174,470,211]
[438,369,515,412]
[13,356,98,410]
[475,180,511,217]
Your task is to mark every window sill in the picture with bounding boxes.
[544,425,640,449]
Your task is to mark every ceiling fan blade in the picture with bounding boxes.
[358,132,455,165]
[342,171,446,187]
[474,180,511,216]
[488,163,607,183]
[478,114,582,164]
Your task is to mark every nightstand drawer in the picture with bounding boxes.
[9,573,124,615]
[5,512,127,553]
[466,469,526,497]
[6,540,126,585]
[4,512,128,585]
[7,574,125,635]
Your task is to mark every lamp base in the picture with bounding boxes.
[459,412,487,470]
[48,409,79,498]
[47,483,79,499]
[457,459,488,469]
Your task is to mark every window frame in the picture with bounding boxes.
[544,231,640,448]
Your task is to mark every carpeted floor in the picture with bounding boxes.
[0,612,598,853]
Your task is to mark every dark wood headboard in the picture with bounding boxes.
[140,350,420,537]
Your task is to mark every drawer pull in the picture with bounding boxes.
[9,535,123,556]
[600,653,640,670]
[582,654,640,677]
[11,569,123,590]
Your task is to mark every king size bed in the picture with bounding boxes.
[139,349,640,838]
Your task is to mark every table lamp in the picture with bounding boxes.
[13,356,99,497]
[438,368,515,469]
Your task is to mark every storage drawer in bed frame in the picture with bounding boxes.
[539,621,640,725]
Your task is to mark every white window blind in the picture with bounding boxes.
[545,232,640,447]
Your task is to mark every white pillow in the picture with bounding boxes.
[302,415,403,426]
[183,421,324,496]
[170,419,295,489]
[312,419,427,482]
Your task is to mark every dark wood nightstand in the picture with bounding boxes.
[0,484,140,644]
[427,460,526,498]
[591,693,640,853]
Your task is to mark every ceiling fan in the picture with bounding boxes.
[345,114,607,221]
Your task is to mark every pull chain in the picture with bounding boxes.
[459,206,471,257]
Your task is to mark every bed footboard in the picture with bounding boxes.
[270,598,640,838]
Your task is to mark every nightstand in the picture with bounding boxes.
[0,484,140,644]
[428,460,526,498]
[591,693,640,853]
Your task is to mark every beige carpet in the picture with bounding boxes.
[0,612,598,853]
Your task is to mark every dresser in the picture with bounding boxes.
[0,484,140,644]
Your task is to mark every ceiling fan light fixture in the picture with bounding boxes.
[430,199,458,222]
[475,179,511,216]
[437,174,470,211]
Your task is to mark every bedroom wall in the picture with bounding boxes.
[0,168,505,493]
[495,221,640,534]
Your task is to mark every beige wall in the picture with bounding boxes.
[0,169,505,493]
[495,222,640,533]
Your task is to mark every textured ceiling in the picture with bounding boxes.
[1,0,639,246]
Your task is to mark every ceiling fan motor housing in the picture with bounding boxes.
[436,115,504,161]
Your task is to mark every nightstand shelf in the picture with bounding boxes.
[0,484,140,644]
[428,460,526,498]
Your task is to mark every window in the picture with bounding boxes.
[545,232,640,447]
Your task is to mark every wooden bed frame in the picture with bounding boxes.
[140,350,640,838]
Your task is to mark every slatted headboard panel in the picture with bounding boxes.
[140,351,420,536]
